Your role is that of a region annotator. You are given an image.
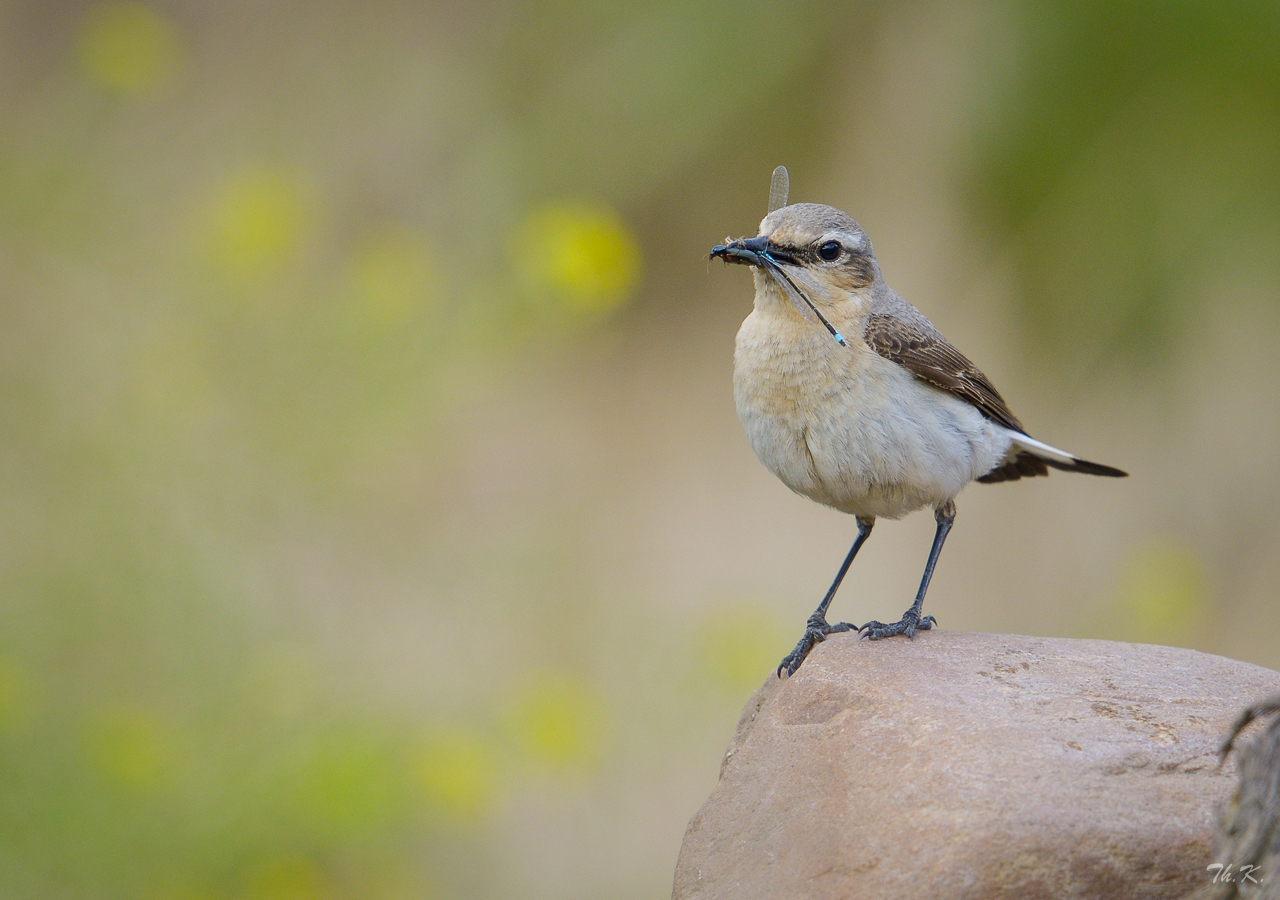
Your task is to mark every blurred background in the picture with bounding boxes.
[2,0,1280,897]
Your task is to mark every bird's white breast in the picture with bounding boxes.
[733,306,1011,519]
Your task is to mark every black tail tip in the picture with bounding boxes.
[1076,459,1128,478]
[1047,457,1128,478]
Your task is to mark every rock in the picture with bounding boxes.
[672,631,1280,900]
[1188,693,1280,900]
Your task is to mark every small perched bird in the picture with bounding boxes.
[711,168,1126,677]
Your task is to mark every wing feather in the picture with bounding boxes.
[863,312,1024,433]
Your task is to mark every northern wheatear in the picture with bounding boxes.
[711,168,1126,677]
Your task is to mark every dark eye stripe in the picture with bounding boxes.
[764,239,874,287]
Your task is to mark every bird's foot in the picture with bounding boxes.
[777,614,857,678]
[859,610,936,640]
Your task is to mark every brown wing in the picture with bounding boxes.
[864,312,1025,433]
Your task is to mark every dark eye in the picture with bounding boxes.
[817,240,842,261]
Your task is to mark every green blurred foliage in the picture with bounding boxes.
[972,0,1280,375]
[0,657,33,732]
[488,0,834,201]
[346,227,442,331]
[86,705,184,792]
[242,857,329,900]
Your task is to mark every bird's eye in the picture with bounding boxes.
[817,240,842,261]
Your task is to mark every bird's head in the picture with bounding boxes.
[710,203,880,337]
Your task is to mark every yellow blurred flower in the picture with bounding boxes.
[205,168,311,277]
[1111,538,1208,646]
[695,603,789,693]
[87,706,181,792]
[513,201,640,316]
[414,725,496,822]
[77,2,180,94]
[504,672,607,772]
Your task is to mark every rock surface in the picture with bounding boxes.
[1189,693,1280,900]
[672,631,1280,900]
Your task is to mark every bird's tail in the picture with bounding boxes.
[978,431,1128,484]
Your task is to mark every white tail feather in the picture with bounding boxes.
[1001,429,1078,465]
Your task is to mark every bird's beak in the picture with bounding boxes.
[710,235,771,266]
[710,232,843,344]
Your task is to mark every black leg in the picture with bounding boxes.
[777,516,874,677]
[861,501,956,640]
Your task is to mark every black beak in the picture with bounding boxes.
[709,232,849,347]
[709,236,771,266]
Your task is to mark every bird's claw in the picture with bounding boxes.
[859,611,936,640]
[777,616,856,677]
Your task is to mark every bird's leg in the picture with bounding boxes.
[861,501,956,640]
[777,516,874,677]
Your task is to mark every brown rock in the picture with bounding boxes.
[673,631,1280,900]
[1188,693,1280,900]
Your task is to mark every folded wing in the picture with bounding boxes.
[863,310,1127,482]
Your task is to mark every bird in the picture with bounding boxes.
[710,168,1127,678]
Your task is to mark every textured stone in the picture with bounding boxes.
[673,631,1280,900]
[1189,693,1280,900]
